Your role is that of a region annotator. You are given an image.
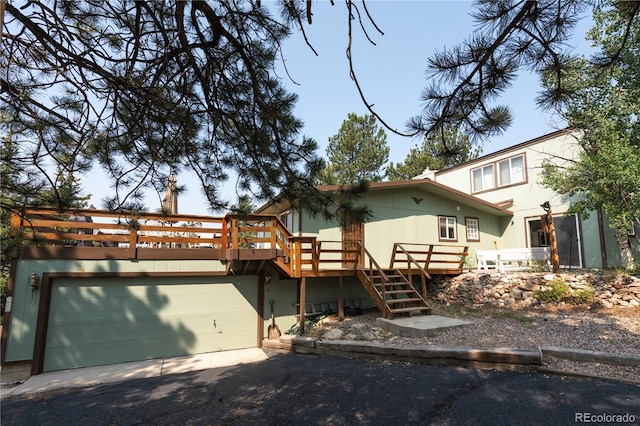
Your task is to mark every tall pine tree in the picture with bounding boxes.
[540,0,640,269]
[387,126,480,181]
[319,113,390,185]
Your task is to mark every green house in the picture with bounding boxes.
[257,179,513,268]
[3,129,637,380]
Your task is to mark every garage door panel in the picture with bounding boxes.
[44,277,258,372]
[46,336,195,370]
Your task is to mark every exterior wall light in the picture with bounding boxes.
[30,271,40,300]
[265,272,272,292]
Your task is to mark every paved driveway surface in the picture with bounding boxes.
[2,353,639,425]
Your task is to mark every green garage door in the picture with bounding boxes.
[43,276,258,372]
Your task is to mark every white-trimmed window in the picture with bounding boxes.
[465,217,480,242]
[472,164,494,193]
[439,216,457,241]
[498,154,525,186]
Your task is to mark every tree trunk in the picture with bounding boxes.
[614,230,635,270]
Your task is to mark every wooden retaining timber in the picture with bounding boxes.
[263,336,542,370]
[10,208,469,321]
[540,346,640,367]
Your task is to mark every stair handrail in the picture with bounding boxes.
[360,244,390,303]
[391,243,432,298]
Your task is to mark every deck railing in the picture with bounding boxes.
[289,236,318,277]
[10,208,294,256]
[288,239,361,277]
[225,214,292,253]
[10,209,469,279]
[11,208,227,248]
[390,243,469,276]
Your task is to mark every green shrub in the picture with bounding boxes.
[573,286,594,304]
[534,278,570,303]
[286,315,326,336]
[463,255,476,270]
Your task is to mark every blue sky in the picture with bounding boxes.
[84,1,595,215]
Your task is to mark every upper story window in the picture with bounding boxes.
[472,164,495,193]
[498,154,525,187]
[471,153,526,193]
[438,216,457,241]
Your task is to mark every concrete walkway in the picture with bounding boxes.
[377,315,474,337]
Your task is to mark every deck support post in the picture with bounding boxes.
[338,276,344,322]
[298,277,306,335]
[257,271,265,347]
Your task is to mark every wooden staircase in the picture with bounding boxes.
[356,249,431,319]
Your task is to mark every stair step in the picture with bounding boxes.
[371,276,405,283]
[386,298,424,304]
[373,282,408,288]
[358,265,430,318]
[375,285,416,292]
[377,289,414,295]
[390,306,431,314]
[374,282,412,287]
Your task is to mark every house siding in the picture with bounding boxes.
[433,129,639,268]
[261,274,374,335]
[297,186,509,268]
[434,131,588,263]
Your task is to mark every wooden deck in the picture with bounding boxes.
[10,208,470,324]
[10,208,468,279]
